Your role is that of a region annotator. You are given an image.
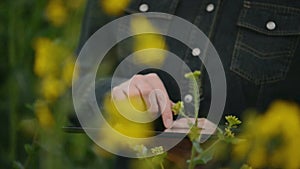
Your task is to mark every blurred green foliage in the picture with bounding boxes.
[0,0,115,168]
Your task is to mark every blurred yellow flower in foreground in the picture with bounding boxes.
[131,16,167,67]
[34,100,55,128]
[34,37,58,77]
[41,76,66,101]
[62,57,77,86]
[34,37,76,101]
[99,95,153,152]
[100,0,130,16]
[103,95,153,137]
[45,0,68,27]
[233,101,300,169]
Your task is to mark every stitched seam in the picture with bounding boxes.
[232,44,292,84]
[238,42,291,58]
[245,1,300,14]
[284,36,300,75]
[234,24,261,84]
[232,42,296,84]
[230,7,246,73]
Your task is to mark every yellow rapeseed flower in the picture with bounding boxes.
[233,101,300,169]
[62,57,77,86]
[34,37,71,77]
[131,16,167,67]
[151,146,164,155]
[103,95,153,137]
[99,95,153,152]
[34,37,58,77]
[41,75,66,101]
[45,0,68,27]
[34,37,75,101]
[100,0,130,16]
[34,100,55,128]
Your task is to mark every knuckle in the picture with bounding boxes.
[146,73,159,79]
[132,74,144,81]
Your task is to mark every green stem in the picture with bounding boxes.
[187,73,201,169]
[160,162,165,169]
[8,0,18,162]
[24,127,39,169]
[188,143,197,169]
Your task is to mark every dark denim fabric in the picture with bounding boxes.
[76,0,300,168]
[77,0,300,117]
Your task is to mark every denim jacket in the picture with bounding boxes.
[77,0,300,119]
[76,0,300,168]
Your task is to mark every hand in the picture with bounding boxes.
[165,118,217,135]
[111,73,174,128]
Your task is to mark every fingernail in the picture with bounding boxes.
[165,119,173,128]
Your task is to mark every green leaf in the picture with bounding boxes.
[192,148,215,165]
[24,144,33,155]
[25,103,34,111]
[184,71,201,79]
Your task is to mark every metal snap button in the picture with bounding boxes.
[184,94,193,103]
[192,48,201,56]
[266,21,276,30]
[206,3,215,12]
[139,3,149,12]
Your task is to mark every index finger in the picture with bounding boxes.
[144,73,173,128]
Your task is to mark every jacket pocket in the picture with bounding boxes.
[230,1,300,85]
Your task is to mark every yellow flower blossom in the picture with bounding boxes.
[131,16,167,67]
[34,100,55,128]
[45,0,68,27]
[151,146,164,155]
[41,76,66,101]
[233,101,300,169]
[33,37,71,77]
[34,37,58,77]
[172,101,184,116]
[62,57,77,86]
[100,0,130,16]
[103,95,153,137]
[247,145,267,168]
[99,95,153,152]
[34,37,75,101]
